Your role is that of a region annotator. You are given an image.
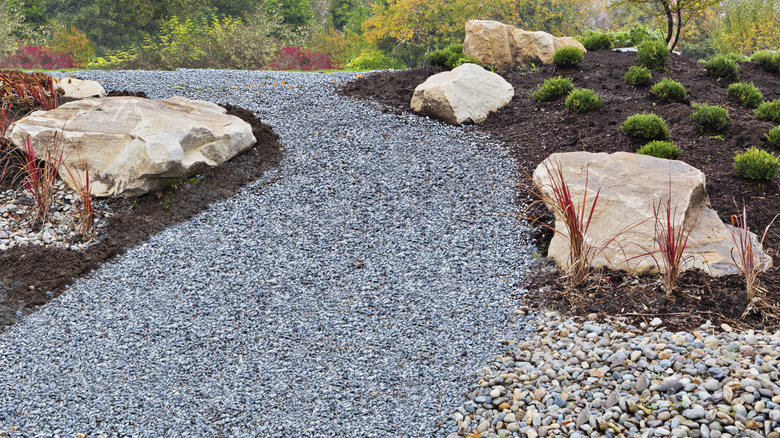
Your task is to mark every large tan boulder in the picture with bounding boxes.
[464,20,586,68]
[54,77,106,99]
[532,152,772,277]
[410,63,514,125]
[6,96,256,197]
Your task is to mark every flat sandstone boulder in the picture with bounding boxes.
[6,96,256,197]
[464,20,586,68]
[532,151,772,277]
[54,77,106,99]
[410,63,514,125]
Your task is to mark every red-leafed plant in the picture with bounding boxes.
[651,188,695,295]
[730,204,777,315]
[0,45,75,70]
[524,159,604,288]
[13,134,65,226]
[0,70,60,110]
[265,46,334,71]
[64,158,96,240]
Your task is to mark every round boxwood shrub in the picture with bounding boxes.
[734,147,779,180]
[624,65,652,86]
[705,55,739,79]
[636,39,669,71]
[532,76,574,102]
[565,88,603,113]
[553,46,584,67]
[621,113,670,140]
[754,99,780,122]
[690,103,730,133]
[637,140,681,159]
[766,126,780,147]
[727,82,764,108]
[650,78,689,103]
[751,51,780,73]
[346,52,406,71]
[580,32,612,51]
[426,44,480,70]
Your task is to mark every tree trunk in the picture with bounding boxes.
[670,7,682,52]
[663,1,674,45]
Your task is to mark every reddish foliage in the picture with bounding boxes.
[266,46,334,71]
[0,46,75,70]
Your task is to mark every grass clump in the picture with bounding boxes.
[532,76,574,103]
[754,100,780,123]
[636,39,669,71]
[637,140,681,159]
[766,126,780,147]
[650,78,689,103]
[621,113,670,140]
[751,51,780,73]
[346,52,406,71]
[426,44,481,70]
[565,88,603,113]
[580,31,612,51]
[727,82,764,108]
[624,65,652,86]
[690,103,730,133]
[553,46,584,68]
[734,147,779,180]
[705,55,739,79]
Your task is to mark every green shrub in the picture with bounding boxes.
[621,113,670,140]
[553,46,584,68]
[751,51,780,73]
[727,82,764,108]
[346,51,406,71]
[734,147,779,180]
[580,31,612,51]
[754,100,780,122]
[565,88,603,113]
[532,76,574,103]
[426,43,480,70]
[690,103,730,133]
[637,39,669,71]
[650,78,689,103]
[624,65,652,86]
[705,55,739,79]
[766,126,780,147]
[637,140,681,159]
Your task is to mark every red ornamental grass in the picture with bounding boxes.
[0,70,59,110]
[652,189,693,295]
[65,158,96,239]
[539,159,601,287]
[15,134,64,225]
[730,204,777,307]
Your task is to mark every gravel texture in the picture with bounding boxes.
[452,311,780,438]
[0,70,531,436]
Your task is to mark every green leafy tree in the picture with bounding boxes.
[610,0,720,52]
[265,0,313,31]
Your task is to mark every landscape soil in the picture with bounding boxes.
[342,50,780,333]
[0,91,282,328]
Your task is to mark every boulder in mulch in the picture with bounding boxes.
[6,96,256,197]
[463,20,586,69]
[532,151,772,277]
[410,63,514,125]
[54,77,106,99]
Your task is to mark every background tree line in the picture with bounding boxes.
[0,0,778,70]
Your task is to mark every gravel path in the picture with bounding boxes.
[0,70,532,436]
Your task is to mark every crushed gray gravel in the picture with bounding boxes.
[0,70,532,436]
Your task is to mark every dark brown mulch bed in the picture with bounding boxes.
[0,91,283,328]
[341,50,780,333]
